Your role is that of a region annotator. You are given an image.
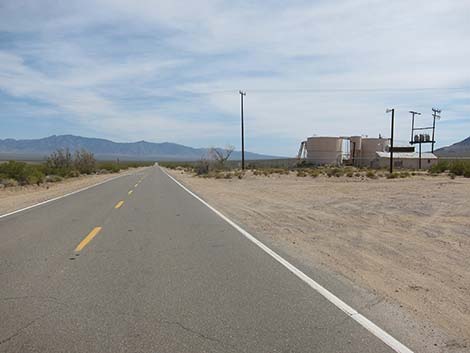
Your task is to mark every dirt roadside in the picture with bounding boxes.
[0,167,148,216]
[166,168,470,353]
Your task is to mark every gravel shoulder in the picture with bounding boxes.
[166,168,470,353]
[0,168,148,216]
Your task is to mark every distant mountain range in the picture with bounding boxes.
[434,137,470,157]
[0,135,280,161]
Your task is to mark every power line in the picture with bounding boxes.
[177,86,470,96]
[244,86,470,93]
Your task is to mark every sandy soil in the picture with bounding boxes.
[0,168,147,216]
[167,169,470,351]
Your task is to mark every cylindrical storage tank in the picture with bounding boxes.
[349,136,362,151]
[362,138,389,153]
[306,137,342,165]
[360,138,390,167]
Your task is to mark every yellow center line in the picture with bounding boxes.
[75,227,102,252]
[128,190,133,195]
[114,200,125,209]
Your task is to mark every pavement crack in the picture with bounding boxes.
[0,312,49,346]
[162,319,236,350]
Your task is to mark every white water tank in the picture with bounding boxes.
[306,137,342,165]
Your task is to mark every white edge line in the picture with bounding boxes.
[0,173,130,220]
[160,167,414,353]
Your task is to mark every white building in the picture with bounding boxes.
[372,152,438,170]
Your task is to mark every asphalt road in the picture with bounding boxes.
[0,166,401,353]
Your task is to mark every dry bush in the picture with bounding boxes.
[208,145,235,170]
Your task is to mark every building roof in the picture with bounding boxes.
[376,151,438,159]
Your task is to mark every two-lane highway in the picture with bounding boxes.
[0,166,407,352]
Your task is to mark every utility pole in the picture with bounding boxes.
[409,111,421,143]
[431,108,441,153]
[386,108,395,174]
[239,91,246,170]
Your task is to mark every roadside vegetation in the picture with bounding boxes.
[428,160,470,178]
[159,157,431,181]
[159,147,470,181]
[0,148,152,188]
[162,156,470,181]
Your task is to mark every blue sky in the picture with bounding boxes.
[0,0,469,156]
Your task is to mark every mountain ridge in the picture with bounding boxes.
[0,135,281,161]
[434,136,470,157]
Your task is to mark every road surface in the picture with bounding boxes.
[0,166,405,352]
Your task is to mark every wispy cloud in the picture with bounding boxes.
[0,0,469,155]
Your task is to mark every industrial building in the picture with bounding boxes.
[372,152,438,169]
[299,135,390,167]
[298,135,438,169]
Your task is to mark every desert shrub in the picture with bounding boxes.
[366,170,377,179]
[67,170,81,178]
[74,149,96,174]
[296,160,314,168]
[233,170,244,179]
[448,161,465,176]
[430,160,470,177]
[386,172,400,179]
[448,161,470,176]
[214,171,224,179]
[45,148,74,176]
[449,173,456,179]
[296,170,307,177]
[270,168,289,175]
[309,170,320,178]
[429,161,449,174]
[0,178,18,187]
[346,171,354,177]
[25,168,45,185]
[195,159,210,175]
[45,175,64,182]
[400,171,411,178]
[0,161,45,185]
[330,168,344,177]
[97,162,120,173]
[354,172,362,177]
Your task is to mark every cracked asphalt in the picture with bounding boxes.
[0,166,396,352]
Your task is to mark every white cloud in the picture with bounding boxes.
[0,0,469,155]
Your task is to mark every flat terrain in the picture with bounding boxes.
[167,169,470,352]
[0,166,401,353]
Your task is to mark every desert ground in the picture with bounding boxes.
[0,167,148,216]
[166,168,470,352]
